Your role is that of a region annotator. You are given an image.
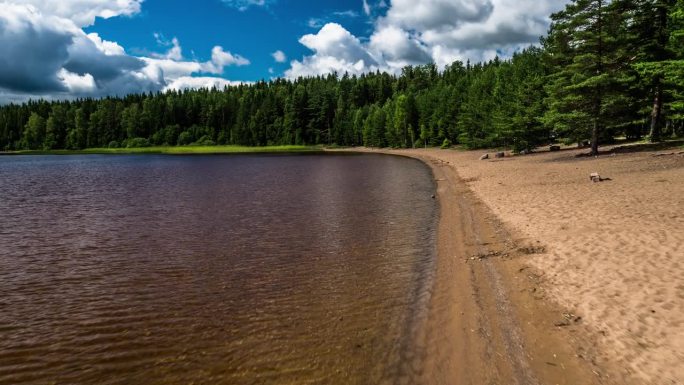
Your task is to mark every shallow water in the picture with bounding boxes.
[0,153,437,385]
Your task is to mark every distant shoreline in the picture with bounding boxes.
[0,145,323,156]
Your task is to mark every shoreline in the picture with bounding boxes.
[0,145,321,156]
[350,146,683,384]
[343,148,632,385]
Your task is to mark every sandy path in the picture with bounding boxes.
[340,145,684,384]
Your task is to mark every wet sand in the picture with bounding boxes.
[344,145,684,384]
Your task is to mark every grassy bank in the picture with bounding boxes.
[2,145,322,156]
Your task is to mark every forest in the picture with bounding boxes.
[1,0,683,154]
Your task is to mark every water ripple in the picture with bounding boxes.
[0,154,437,385]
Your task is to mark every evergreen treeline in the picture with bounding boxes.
[1,0,683,153]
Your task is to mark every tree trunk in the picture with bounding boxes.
[591,119,599,156]
[649,80,663,142]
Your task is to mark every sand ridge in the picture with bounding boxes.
[342,145,683,384]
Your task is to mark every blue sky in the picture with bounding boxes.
[85,0,376,81]
[0,0,569,103]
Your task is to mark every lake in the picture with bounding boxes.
[0,153,437,384]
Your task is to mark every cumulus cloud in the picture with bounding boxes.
[286,0,569,77]
[152,34,183,60]
[164,76,249,91]
[0,3,85,93]
[13,0,143,27]
[384,0,493,31]
[0,1,249,103]
[285,23,379,78]
[209,46,250,69]
[369,25,431,69]
[272,50,287,63]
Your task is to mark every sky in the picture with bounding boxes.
[0,0,570,103]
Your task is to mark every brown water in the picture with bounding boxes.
[0,153,437,385]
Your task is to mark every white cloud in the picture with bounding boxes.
[151,35,183,61]
[286,23,380,78]
[271,50,287,63]
[11,0,143,27]
[286,0,569,77]
[164,76,249,91]
[142,44,248,80]
[378,0,568,65]
[86,33,126,56]
[384,0,493,31]
[0,1,250,102]
[58,68,97,93]
[369,25,431,69]
[209,46,250,69]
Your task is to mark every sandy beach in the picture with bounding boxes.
[349,144,684,384]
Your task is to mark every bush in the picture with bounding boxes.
[177,131,193,146]
[440,138,452,149]
[192,135,215,146]
[126,137,150,148]
[108,141,120,148]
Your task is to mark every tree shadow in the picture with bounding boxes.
[607,139,684,154]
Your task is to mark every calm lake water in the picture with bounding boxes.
[0,153,437,385]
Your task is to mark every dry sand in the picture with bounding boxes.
[347,144,684,384]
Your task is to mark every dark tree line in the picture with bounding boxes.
[1,0,683,153]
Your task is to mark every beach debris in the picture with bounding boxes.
[555,312,582,327]
[589,173,612,182]
[479,153,489,160]
[467,250,509,262]
[550,145,561,152]
[517,245,546,255]
[495,151,505,158]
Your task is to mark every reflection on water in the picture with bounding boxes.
[0,153,437,384]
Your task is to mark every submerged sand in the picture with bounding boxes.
[348,145,683,384]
